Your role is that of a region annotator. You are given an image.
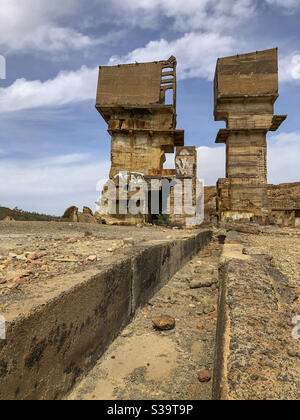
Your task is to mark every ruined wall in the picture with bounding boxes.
[225,132,267,182]
[214,48,287,223]
[95,56,200,226]
[214,48,278,102]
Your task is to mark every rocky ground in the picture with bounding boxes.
[1,220,299,400]
[0,222,197,304]
[67,238,222,400]
[220,227,300,400]
[240,227,300,291]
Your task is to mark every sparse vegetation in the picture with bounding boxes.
[0,206,58,222]
[153,214,170,226]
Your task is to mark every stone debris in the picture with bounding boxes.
[189,279,215,289]
[152,315,176,331]
[0,223,195,301]
[62,206,100,224]
[87,255,97,262]
[78,213,97,224]
[83,207,93,216]
[68,237,221,401]
[198,370,211,383]
[62,206,79,222]
[1,216,15,222]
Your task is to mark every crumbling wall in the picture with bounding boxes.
[214,48,287,223]
[213,242,300,400]
[95,56,200,226]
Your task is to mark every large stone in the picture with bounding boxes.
[83,206,94,216]
[78,213,97,224]
[62,206,79,222]
[2,216,15,222]
[152,315,175,331]
[198,370,211,383]
[189,279,215,289]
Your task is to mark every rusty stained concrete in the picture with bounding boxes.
[95,56,199,226]
[94,48,299,228]
[213,48,300,226]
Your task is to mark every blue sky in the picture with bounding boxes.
[0,0,300,215]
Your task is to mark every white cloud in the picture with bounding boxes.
[9,25,102,54]
[109,32,238,81]
[268,131,300,183]
[0,66,98,113]
[0,0,105,54]
[279,54,300,83]
[265,0,300,10]
[0,0,298,57]
[0,0,257,54]
[108,0,256,32]
[0,153,110,215]
[197,146,226,185]
[0,30,238,114]
[38,153,92,166]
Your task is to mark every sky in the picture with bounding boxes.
[0,0,300,216]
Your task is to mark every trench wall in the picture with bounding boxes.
[213,242,300,400]
[0,230,212,400]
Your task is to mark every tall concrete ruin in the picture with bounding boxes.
[95,56,200,225]
[214,48,288,224]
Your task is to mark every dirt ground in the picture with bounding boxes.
[1,221,299,400]
[67,238,221,400]
[241,228,300,291]
[0,221,199,304]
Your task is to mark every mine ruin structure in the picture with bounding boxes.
[95,56,198,225]
[214,48,289,224]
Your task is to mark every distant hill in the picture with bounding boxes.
[0,206,58,222]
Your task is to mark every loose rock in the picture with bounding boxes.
[190,279,214,289]
[152,315,175,331]
[198,370,211,383]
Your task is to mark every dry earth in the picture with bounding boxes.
[1,221,299,400]
[0,222,198,309]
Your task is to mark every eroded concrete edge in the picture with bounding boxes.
[0,230,212,400]
[213,242,300,400]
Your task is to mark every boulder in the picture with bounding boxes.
[78,213,97,224]
[2,216,15,222]
[62,206,79,222]
[198,370,211,383]
[189,279,215,289]
[83,206,94,216]
[152,315,175,331]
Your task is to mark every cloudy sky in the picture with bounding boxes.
[0,0,300,215]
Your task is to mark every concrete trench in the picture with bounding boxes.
[0,229,213,400]
[67,238,222,400]
[1,225,299,400]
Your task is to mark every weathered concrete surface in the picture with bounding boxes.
[213,236,300,400]
[214,48,288,223]
[0,228,212,400]
[95,56,200,227]
[68,238,221,400]
[0,222,201,302]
